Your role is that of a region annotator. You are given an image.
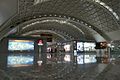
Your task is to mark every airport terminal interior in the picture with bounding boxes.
[0,0,120,80]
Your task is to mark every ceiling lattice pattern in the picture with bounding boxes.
[18,20,85,40]
[100,0,120,22]
[0,0,120,41]
[12,0,120,32]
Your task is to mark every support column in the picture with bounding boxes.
[0,38,8,70]
[73,41,77,65]
[41,39,47,65]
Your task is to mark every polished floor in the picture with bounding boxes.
[1,59,120,80]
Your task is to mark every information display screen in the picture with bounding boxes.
[8,40,34,51]
[77,42,95,52]
[84,42,95,51]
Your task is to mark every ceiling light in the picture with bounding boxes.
[77,20,80,22]
[59,15,62,17]
[89,25,92,28]
[44,15,47,16]
[49,14,52,16]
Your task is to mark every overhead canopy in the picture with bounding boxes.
[0,0,120,42]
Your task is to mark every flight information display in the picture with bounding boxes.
[8,40,34,51]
